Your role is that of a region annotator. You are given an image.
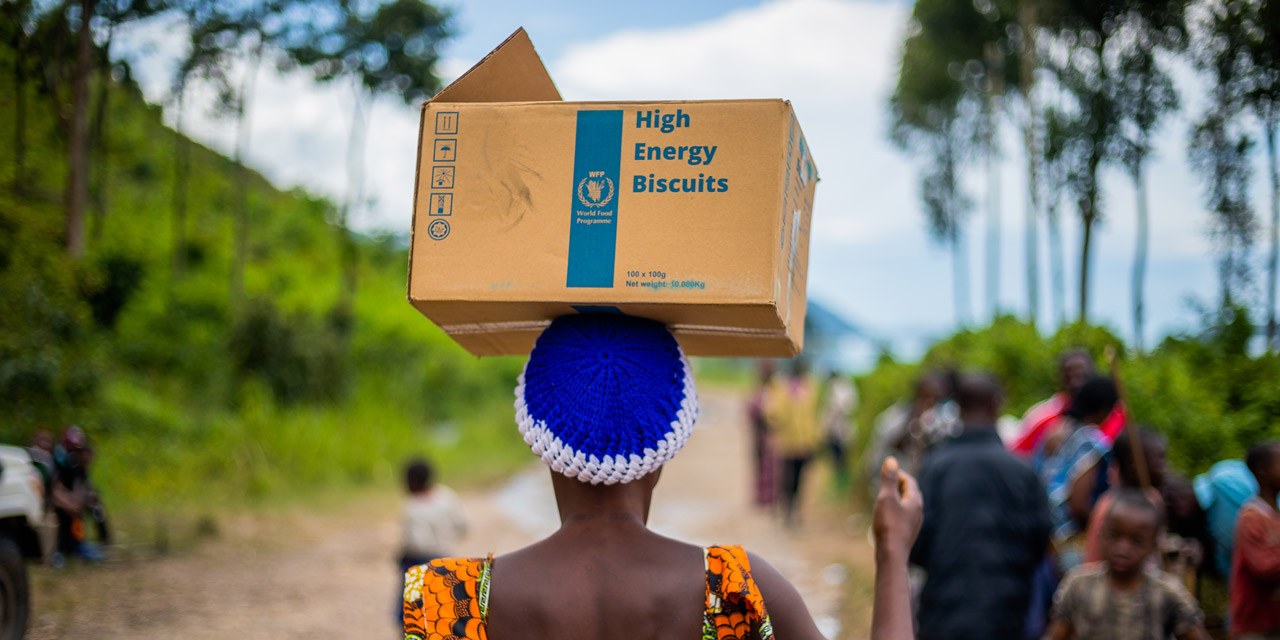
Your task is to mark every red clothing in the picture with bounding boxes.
[1010,392,1126,455]
[1229,497,1280,637]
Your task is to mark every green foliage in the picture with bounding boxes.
[853,316,1280,478]
[0,194,101,424]
[0,30,526,527]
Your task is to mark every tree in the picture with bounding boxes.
[1,0,38,198]
[185,0,338,305]
[1189,109,1257,311]
[1039,0,1132,324]
[1017,0,1043,326]
[1190,0,1280,348]
[87,0,167,242]
[65,0,93,258]
[1109,2,1184,351]
[1041,103,1076,325]
[890,25,979,326]
[894,0,1035,323]
[286,0,451,316]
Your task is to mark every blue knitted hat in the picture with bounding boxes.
[515,314,698,485]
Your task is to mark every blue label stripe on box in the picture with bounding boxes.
[566,110,623,288]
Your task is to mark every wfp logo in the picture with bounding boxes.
[577,171,614,208]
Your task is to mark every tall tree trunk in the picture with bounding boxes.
[1020,0,1040,327]
[12,22,28,197]
[1047,193,1067,325]
[952,224,971,327]
[1079,208,1094,325]
[1079,152,1100,325]
[1266,121,1278,350]
[1023,126,1040,327]
[1132,161,1149,351]
[338,86,368,316]
[171,81,190,284]
[985,42,1004,321]
[65,0,93,258]
[90,25,113,243]
[230,42,263,308]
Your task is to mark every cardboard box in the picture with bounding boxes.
[408,29,818,357]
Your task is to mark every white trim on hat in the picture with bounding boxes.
[514,351,698,485]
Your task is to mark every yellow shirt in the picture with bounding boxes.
[764,376,822,457]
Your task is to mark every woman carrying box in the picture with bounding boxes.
[402,314,920,640]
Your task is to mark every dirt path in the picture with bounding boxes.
[29,390,877,639]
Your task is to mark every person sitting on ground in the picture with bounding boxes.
[402,314,923,640]
[1229,441,1280,639]
[1043,489,1210,640]
[910,372,1051,640]
[399,457,467,616]
[51,425,92,566]
[26,429,55,493]
[1012,349,1126,456]
[1035,375,1119,572]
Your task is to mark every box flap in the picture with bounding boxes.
[428,28,561,104]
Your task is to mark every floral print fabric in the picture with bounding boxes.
[403,544,772,640]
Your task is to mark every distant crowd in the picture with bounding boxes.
[855,349,1280,640]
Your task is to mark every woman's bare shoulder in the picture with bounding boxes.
[743,550,827,640]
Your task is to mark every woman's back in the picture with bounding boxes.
[486,527,707,640]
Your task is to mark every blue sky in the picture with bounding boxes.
[114,0,1276,361]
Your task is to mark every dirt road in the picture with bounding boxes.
[29,390,877,639]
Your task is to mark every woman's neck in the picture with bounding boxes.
[549,468,657,528]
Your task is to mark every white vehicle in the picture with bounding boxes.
[0,445,47,640]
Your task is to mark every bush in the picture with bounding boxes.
[853,316,1280,479]
[228,298,349,405]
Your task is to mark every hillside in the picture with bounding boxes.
[0,39,528,535]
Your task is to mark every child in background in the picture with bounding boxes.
[1229,441,1280,639]
[1083,427,1168,564]
[1044,489,1210,640]
[399,458,466,600]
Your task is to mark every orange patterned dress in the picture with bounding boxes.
[403,544,774,640]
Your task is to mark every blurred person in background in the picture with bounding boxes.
[1044,490,1210,640]
[765,358,822,528]
[80,442,111,554]
[910,372,1051,640]
[51,425,94,565]
[746,359,779,508]
[1229,441,1280,639]
[399,456,467,618]
[820,370,857,492]
[865,371,956,491]
[1035,375,1119,573]
[26,428,55,496]
[1083,428,1169,565]
[1012,349,1126,457]
[1195,459,1261,579]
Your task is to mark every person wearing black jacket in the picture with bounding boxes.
[910,373,1053,640]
